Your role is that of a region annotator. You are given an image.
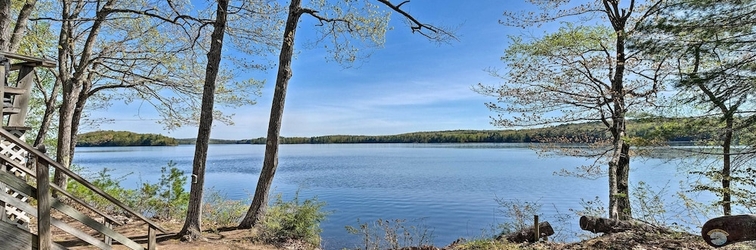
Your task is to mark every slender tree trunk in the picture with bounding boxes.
[722,117,733,215]
[53,0,74,190]
[8,0,37,53]
[33,79,61,147]
[606,0,632,220]
[178,0,228,241]
[238,0,303,229]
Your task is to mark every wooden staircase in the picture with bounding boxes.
[0,52,166,250]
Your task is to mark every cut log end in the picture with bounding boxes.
[702,214,756,248]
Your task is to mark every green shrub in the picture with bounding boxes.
[67,166,135,214]
[260,192,329,247]
[202,188,248,231]
[132,161,189,220]
[67,161,189,220]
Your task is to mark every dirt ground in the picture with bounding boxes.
[45,208,756,250]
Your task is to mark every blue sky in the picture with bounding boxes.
[86,0,536,139]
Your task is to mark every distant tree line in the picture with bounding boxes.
[249,117,740,145]
[78,117,751,146]
[77,131,179,147]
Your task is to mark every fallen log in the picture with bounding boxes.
[496,221,554,243]
[701,214,756,248]
[579,216,669,234]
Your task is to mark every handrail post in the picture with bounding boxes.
[148,225,156,250]
[104,218,113,245]
[34,155,51,250]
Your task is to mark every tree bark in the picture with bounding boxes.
[605,0,632,221]
[496,221,554,243]
[238,0,303,229]
[721,116,733,215]
[8,0,37,53]
[178,0,228,241]
[33,78,61,147]
[0,0,10,51]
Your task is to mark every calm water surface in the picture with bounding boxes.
[72,143,710,249]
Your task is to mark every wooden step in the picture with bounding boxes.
[2,86,26,95]
[2,126,30,132]
[2,107,20,114]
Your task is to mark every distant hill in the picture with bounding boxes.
[77,130,179,147]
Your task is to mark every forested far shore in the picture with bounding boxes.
[77,130,179,146]
[79,117,746,146]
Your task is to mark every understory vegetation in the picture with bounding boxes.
[67,162,328,247]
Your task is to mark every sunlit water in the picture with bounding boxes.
[73,143,716,249]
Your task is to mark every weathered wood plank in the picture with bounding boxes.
[1,190,105,249]
[3,86,26,95]
[0,128,167,233]
[31,234,69,250]
[3,107,21,114]
[51,199,143,250]
[51,217,111,250]
[0,51,56,68]
[0,151,33,177]
[0,63,5,121]
[36,156,51,250]
[0,170,141,249]
[104,219,113,245]
[49,182,123,226]
[8,65,34,127]
[0,169,36,197]
[148,226,156,250]
[0,219,33,250]
[0,187,36,216]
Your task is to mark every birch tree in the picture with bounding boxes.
[477,0,666,220]
[239,0,454,229]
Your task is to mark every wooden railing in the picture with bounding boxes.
[0,128,167,250]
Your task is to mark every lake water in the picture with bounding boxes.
[72,143,715,249]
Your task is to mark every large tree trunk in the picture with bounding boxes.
[54,78,80,189]
[238,0,303,229]
[53,0,74,190]
[54,0,110,190]
[178,0,228,241]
